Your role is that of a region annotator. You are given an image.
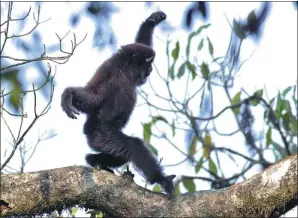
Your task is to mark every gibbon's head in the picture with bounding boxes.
[119,43,155,86]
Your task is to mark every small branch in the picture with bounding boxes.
[1,64,54,98]
[1,6,31,26]
[6,6,51,39]
[192,95,257,121]
[215,147,267,164]
[0,2,12,55]
[1,33,87,71]
[1,66,55,170]
[162,156,189,167]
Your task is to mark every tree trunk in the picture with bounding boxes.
[1,153,297,217]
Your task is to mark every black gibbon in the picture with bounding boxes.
[61,11,175,195]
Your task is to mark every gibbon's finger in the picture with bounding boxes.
[71,107,80,115]
[68,112,77,119]
[65,107,78,119]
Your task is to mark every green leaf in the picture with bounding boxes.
[283,100,292,114]
[153,185,161,192]
[201,62,210,80]
[203,133,213,158]
[2,69,22,111]
[189,135,198,156]
[212,56,224,63]
[186,61,196,80]
[275,92,284,119]
[166,39,171,78]
[282,112,290,131]
[247,10,257,26]
[199,87,205,110]
[71,207,79,216]
[290,115,297,135]
[197,38,204,51]
[166,39,170,57]
[271,140,287,158]
[231,91,241,115]
[282,86,292,97]
[183,178,196,192]
[177,62,186,78]
[169,63,175,80]
[148,144,158,156]
[251,89,263,106]
[172,41,180,61]
[174,183,180,194]
[207,37,214,57]
[255,89,263,97]
[233,19,246,40]
[195,157,204,173]
[266,128,272,147]
[97,212,104,218]
[143,123,152,144]
[152,116,168,124]
[186,24,211,58]
[208,159,217,175]
[171,120,176,137]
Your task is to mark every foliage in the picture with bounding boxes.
[139,18,297,193]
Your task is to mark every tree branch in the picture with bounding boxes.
[1,153,297,217]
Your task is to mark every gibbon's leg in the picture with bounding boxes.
[91,127,175,195]
[61,87,103,119]
[135,11,166,47]
[85,153,127,173]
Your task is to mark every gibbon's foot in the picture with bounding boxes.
[122,166,134,179]
[93,165,115,174]
[100,166,115,174]
[85,154,115,174]
[146,11,166,25]
[159,175,176,196]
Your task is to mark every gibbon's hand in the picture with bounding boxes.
[61,90,80,119]
[146,11,167,25]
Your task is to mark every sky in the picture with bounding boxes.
[1,1,297,217]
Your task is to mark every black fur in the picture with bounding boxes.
[61,11,175,195]
[135,11,166,46]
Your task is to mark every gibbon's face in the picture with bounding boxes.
[131,51,155,85]
[121,43,156,86]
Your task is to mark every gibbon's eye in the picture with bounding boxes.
[132,53,141,63]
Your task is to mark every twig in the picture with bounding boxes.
[1,66,55,170]
[6,6,51,39]
[1,6,31,26]
[1,33,87,71]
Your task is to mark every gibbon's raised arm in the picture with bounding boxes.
[135,11,166,47]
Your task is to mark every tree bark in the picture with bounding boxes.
[1,153,297,217]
